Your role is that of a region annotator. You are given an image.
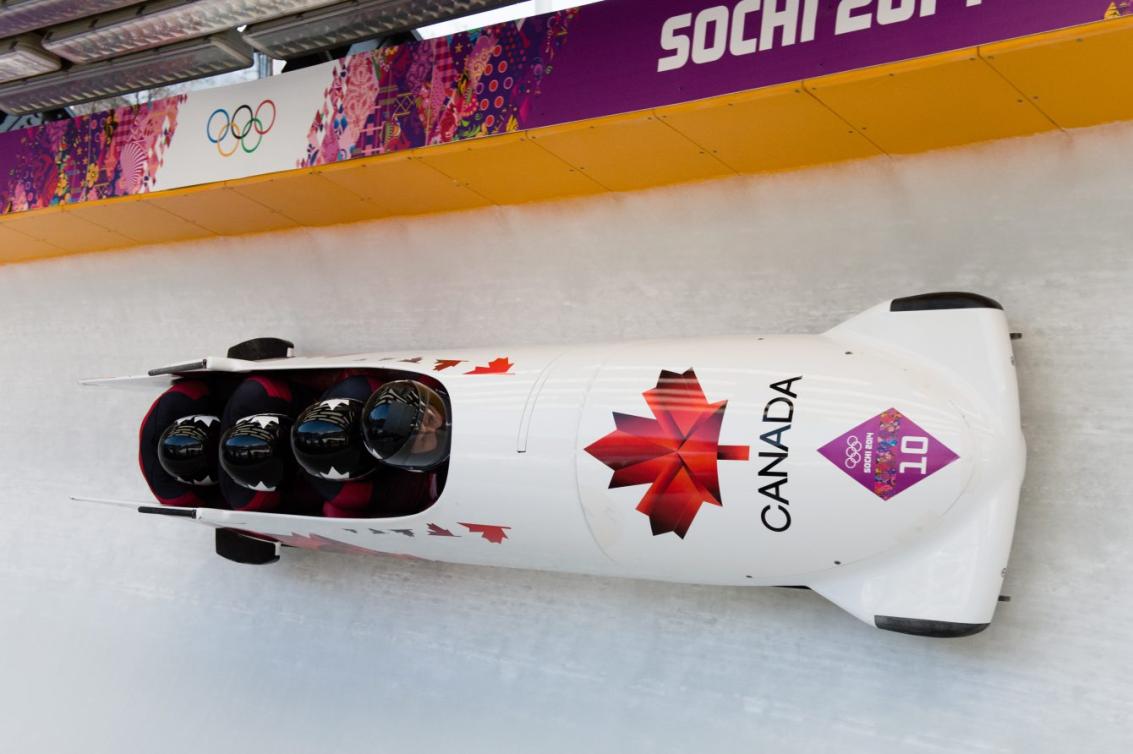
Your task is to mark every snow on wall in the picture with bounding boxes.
[1,121,1131,753]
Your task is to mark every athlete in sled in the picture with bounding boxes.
[87,292,1025,638]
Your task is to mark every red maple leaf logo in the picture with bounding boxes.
[460,522,511,543]
[433,359,465,371]
[585,369,750,539]
[465,357,513,375]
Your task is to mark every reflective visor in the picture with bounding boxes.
[361,381,450,471]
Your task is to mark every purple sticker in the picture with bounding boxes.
[817,408,958,501]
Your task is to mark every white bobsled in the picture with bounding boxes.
[87,292,1025,637]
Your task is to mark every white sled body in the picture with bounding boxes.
[89,293,1025,637]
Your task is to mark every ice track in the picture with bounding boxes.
[1,122,1131,753]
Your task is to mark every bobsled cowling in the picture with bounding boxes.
[87,293,1025,637]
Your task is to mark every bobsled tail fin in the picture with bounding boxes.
[817,292,1025,637]
[72,496,200,518]
[71,495,151,510]
[82,355,262,391]
[81,374,175,391]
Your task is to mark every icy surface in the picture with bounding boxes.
[1,122,1131,752]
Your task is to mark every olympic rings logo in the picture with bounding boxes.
[844,435,863,469]
[206,100,276,157]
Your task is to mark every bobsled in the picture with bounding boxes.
[85,292,1025,638]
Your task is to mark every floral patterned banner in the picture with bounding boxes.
[0,0,1123,216]
[0,96,185,214]
[302,11,575,166]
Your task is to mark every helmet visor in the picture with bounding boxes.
[158,415,220,486]
[220,414,292,492]
[291,399,375,481]
[361,381,450,471]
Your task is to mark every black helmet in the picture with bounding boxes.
[361,381,450,471]
[291,398,376,482]
[219,414,293,492]
[157,415,221,485]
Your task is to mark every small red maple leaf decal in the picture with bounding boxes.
[460,522,511,543]
[434,359,465,371]
[465,357,513,375]
[585,369,750,539]
[427,523,457,536]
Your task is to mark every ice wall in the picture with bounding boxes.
[1,121,1130,752]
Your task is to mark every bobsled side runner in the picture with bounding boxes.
[83,293,1025,638]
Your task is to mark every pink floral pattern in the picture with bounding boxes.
[299,11,578,167]
[0,95,186,214]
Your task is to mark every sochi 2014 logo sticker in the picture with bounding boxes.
[206,99,276,157]
[817,408,958,500]
[585,369,750,539]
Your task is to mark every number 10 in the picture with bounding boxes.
[899,435,929,475]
